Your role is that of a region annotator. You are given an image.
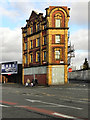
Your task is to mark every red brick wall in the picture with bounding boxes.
[52,35,55,43]
[24,74,47,85]
[61,35,65,43]
[24,75,33,84]
[49,6,68,13]
[33,39,36,48]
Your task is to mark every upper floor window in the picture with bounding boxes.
[44,24,46,29]
[30,40,33,49]
[55,50,60,60]
[34,23,36,32]
[55,35,60,43]
[36,38,40,47]
[36,51,40,62]
[37,24,40,31]
[55,19,60,28]
[25,42,27,50]
[30,53,33,63]
[43,36,46,45]
[43,51,46,60]
[25,54,28,64]
[31,27,33,34]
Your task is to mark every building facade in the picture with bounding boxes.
[22,6,70,85]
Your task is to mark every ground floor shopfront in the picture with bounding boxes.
[0,74,22,84]
[0,64,22,84]
[23,65,68,85]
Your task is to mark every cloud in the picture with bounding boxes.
[70,29,88,51]
[0,27,22,63]
[71,50,88,69]
[70,2,88,25]
[0,6,20,20]
[8,0,89,2]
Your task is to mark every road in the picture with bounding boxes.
[0,83,89,120]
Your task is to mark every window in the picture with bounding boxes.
[55,35,60,43]
[44,24,46,29]
[43,51,46,60]
[37,24,40,31]
[34,24,36,32]
[30,40,33,49]
[9,64,11,67]
[36,52,40,62]
[30,53,33,63]
[6,64,8,68]
[25,55,28,63]
[43,36,46,45]
[55,19,60,27]
[55,50,60,59]
[25,42,27,50]
[36,38,40,47]
[31,27,33,34]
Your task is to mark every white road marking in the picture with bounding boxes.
[59,98,89,104]
[0,104,10,107]
[54,88,89,91]
[14,105,84,120]
[52,112,75,119]
[26,99,83,110]
[52,112,83,120]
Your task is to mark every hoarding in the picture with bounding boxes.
[1,61,18,74]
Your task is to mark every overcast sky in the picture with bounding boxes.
[0,0,89,69]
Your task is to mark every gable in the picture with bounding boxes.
[29,11,38,21]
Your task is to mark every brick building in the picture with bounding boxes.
[21,6,70,85]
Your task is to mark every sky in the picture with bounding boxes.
[0,0,89,69]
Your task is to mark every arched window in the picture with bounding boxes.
[54,13,62,28]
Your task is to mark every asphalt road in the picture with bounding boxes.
[0,83,89,120]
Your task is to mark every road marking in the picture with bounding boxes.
[52,112,83,120]
[0,101,17,105]
[15,105,84,120]
[0,104,10,107]
[52,112,75,119]
[54,88,89,91]
[59,98,89,104]
[26,99,83,110]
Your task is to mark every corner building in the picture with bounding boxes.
[22,6,70,85]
